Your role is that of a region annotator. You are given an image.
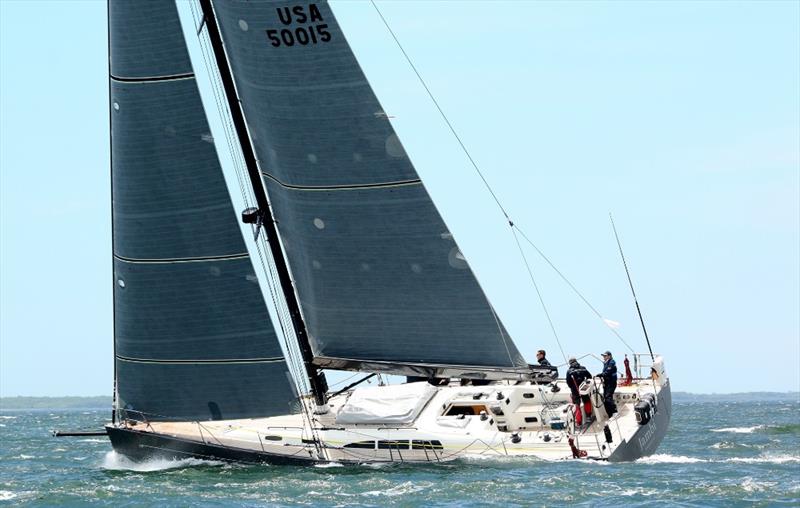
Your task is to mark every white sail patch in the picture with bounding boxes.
[385,134,406,158]
[448,247,468,269]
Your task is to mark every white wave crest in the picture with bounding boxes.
[636,454,706,464]
[461,453,552,464]
[619,487,658,496]
[101,451,223,472]
[711,425,763,434]
[741,478,777,492]
[710,441,757,450]
[314,461,344,468]
[0,491,17,501]
[79,438,107,443]
[362,481,428,497]
[725,455,800,464]
[0,416,17,420]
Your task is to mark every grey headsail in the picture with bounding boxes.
[209,0,528,379]
[109,0,297,421]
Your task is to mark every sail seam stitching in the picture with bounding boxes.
[110,73,195,83]
[261,172,421,191]
[115,355,284,365]
[114,253,249,264]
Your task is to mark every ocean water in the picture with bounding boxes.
[1,398,798,507]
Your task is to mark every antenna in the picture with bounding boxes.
[609,214,655,361]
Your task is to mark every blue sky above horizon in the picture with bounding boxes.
[1,0,798,396]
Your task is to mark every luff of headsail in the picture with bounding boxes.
[109,0,298,421]
[209,0,528,379]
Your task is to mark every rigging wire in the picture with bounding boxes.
[370,0,636,355]
[514,226,635,354]
[510,227,567,363]
[369,0,511,223]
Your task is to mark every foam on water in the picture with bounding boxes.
[618,487,658,496]
[741,478,777,492]
[362,481,427,497]
[725,455,800,464]
[0,491,17,501]
[709,441,759,450]
[101,451,223,472]
[636,454,707,464]
[711,425,764,433]
[314,462,344,468]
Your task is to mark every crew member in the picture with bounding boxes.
[535,349,558,381]
[566,357,593,427]
[598,350,618,416]
[536,350,551,367]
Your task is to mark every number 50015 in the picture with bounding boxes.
[266,24,331,47]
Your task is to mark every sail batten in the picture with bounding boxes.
[212,0,528,376]
[109,0,298,421]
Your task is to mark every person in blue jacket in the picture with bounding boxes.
[598,351,618,416]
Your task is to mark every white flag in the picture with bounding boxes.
[603,318,621,330]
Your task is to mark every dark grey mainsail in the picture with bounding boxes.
[209,0,528,378]
[109,0,297,421]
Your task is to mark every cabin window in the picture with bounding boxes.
[343,441,375,449]
[377,440,410,450]
[443,404,488,416]
[411,440,443,450]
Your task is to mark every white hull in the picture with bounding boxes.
[109,357,670,464]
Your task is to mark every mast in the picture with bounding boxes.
[197,0,328,407]
[106,0,117,425]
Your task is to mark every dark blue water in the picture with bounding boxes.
[1,399,798,506]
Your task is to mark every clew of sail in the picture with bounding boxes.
[109,0,298,421]
[209,0,528,379]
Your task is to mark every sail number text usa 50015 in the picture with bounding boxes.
[266,4,331,48]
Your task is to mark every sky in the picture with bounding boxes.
[1,0,798,397]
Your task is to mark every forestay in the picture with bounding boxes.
[211,0,529,379]
[109,0,297,421]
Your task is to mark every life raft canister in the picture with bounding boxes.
[634,393,657,425]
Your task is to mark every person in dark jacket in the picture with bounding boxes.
[535,349,558,382]
[536,350,551,367]
[598,351,618,416]
[566,357,593,427]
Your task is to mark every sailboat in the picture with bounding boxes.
[105,0,671,464]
